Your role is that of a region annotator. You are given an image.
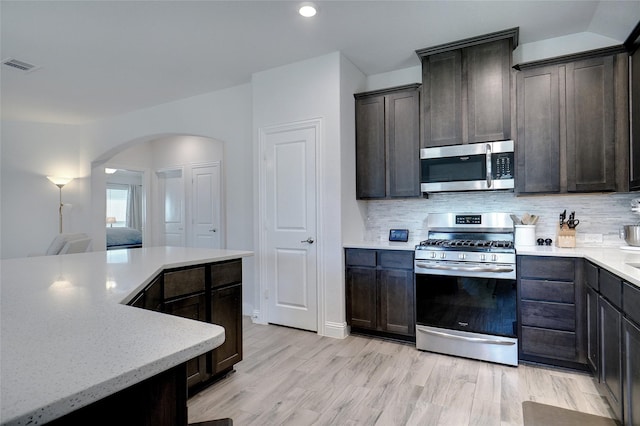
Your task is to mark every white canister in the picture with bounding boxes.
[514,225,536,246]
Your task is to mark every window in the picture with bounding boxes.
[106,185,128,227]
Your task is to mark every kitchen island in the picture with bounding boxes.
[0,246,252,425]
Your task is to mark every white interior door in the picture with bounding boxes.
[157,169,185,247]
[263,123,317,331]
[191,163,222,249]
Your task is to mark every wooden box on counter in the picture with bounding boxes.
[556,224,577,248]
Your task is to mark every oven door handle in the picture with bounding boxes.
[417,327,516,346]
[415,262,514,274]
[486,143,492,188]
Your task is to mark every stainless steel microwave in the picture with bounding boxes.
[420,140,514,193]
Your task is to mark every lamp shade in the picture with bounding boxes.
[47,176,74,187]
[106,217,116,224]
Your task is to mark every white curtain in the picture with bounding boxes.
[127,185,142,230]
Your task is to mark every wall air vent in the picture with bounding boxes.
[2,58,38,72]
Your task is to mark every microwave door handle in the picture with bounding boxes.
[486,144,492,188]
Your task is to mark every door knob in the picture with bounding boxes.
[301,237,315,244]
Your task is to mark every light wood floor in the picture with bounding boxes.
[188,317,615,425]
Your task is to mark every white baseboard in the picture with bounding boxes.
[322,321,349,339]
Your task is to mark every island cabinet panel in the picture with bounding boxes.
[164,293,208,388]
[128,259,244,396]
[517,256,587,369]
[345,248,415,340]
[210,260,243,375]
[354,84,420,199]
[164,266,206,299]
[48,364,188,426]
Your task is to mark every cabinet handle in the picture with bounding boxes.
[486,144,492,188]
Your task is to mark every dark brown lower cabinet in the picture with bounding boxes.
[517,256,587,369]
[623,317,640,426]
[129,259,244,396]
[164,293,209,388]
[211,282,242,374]
[586,284,600,376]
[345,248,414,340]
[599,296,623,422]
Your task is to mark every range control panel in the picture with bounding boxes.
[455,215,482,225]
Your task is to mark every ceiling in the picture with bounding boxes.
[1,1,639,125]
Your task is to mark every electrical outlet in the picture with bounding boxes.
[576,233,603,244]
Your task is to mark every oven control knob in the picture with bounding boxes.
[491,254,498,261]
[480,254,486,261]
[458,253,466,260]
[440,253,446,259]
[430,252,437,259]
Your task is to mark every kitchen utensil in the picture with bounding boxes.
[567,219,580,229]
[620,224,640,246]
[529,215,539,225]
[559,210,566,229]
[522,213,531,225]
[510,214,521,225]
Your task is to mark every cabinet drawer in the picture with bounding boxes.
[379,250,413,270]
[345,249,376,267]
[584,261,599,291]
[164,267,206,299]
[521,326,576,360]
[624,282,640,326]
[519,257,574,280]
[520,279,574,303]
[520,300,575,331]
[599,269,622,310]
[210,260,242,289]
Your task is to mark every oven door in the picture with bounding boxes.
[415,272,517,338]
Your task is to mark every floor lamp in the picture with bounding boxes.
[47,177,73,234]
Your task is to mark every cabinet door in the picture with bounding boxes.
[386,89,420,197]
[599,296,623,421]
[566,56,616,192]
[355,95,386,198]
[631,50,640,191]
[211,283,242,374]
[586,284,599,376]
[164,294,208,389]
[379,268,414,336]
[516,65,561,193]
[466,39,512,143]
[346,266,377,330]
[623,318,640,426]
[422,50,462,147]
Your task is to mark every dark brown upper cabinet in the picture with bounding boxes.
[626,22,640,192]
[417,28,518,148]
[515,47,629,194]
[354,84,421,199]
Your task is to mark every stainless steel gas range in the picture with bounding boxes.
[414,212,517,366]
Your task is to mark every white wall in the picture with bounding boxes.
[1,83,256,314]
[252,51,349,337]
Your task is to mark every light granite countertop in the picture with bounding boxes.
[0,246,253,426]
[343,241,640,288]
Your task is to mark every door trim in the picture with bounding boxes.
[256,118,324,334]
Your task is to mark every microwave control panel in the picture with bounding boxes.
[493,153,513,179]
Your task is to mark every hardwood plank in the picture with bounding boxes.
[187,317,616,425]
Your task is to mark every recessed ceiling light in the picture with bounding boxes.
[299,2,317,18]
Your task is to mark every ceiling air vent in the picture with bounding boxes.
[2,58,38,72]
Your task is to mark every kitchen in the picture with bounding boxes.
[2,1,640,425]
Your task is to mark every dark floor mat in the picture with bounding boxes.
[522,401,619,426]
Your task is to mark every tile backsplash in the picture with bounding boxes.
[364,192,640,247]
